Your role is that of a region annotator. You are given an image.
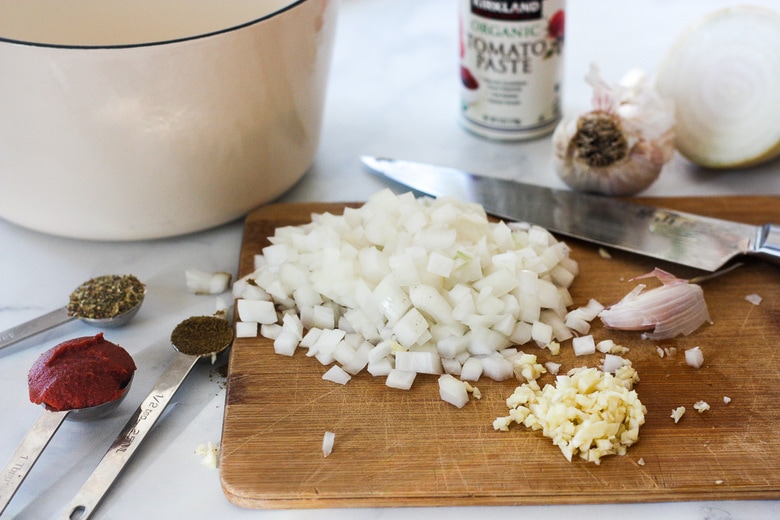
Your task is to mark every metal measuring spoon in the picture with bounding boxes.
[62,316,233,520]
[0,374,134,515]
[0,275,146,350]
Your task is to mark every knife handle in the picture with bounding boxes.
[754,223,780,265]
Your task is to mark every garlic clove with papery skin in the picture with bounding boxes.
[553,64,676,196]
[599,268,712,340]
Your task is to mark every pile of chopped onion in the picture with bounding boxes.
[233,189,601,407]
[494,366,645,464]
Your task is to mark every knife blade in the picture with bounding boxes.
[362,156,780,272]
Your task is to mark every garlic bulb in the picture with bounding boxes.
[553,64,676,196]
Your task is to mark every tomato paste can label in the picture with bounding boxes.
[459,0,565,140]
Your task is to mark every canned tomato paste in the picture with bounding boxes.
[459,0,565,140]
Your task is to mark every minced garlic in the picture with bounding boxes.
[544,341,561,355]
[511,352,546,383]
[671,406,686,423]
[464,381,482,400]
[596,339,629,355]
[494,366,646,465]
[195,441,220,469]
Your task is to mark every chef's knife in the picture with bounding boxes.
[362,156,780,272]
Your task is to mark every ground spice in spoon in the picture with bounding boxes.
[67,274,145,320]
[171,316,233,356]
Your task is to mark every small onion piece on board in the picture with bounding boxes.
[685,346,704,369]
[656,5,780,168]
[322,431,335,457]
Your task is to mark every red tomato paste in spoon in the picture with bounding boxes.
[28,333,136,411]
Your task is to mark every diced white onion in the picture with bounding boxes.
[685,346,704,369]
[274,330,300,356]
[531,321,553,347]
[260,323,281,340]
[322,431,335,457]
[322,365,352,385]
[602,354,627,373]
[438,374,469,408]
[394,351,443,375]
[441,357,462,376]
[480,354,514,381]
[235,321,258,338]
[460,356,483,381]
[186,268,232,295]
[367,357,393,377]
[236,189,594,405]
[238,299,277,324]
[572,335,596,356]
[386,369,416,390]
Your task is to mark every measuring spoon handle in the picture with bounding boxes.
[61,352,199,520]
[0,409,69,515]
[0,307,74,350]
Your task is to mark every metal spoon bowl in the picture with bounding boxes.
[0,373,134,515]
[65,376,135,422]
[63,316,233,520]
[78,291,146,330]
[0,283,146,351]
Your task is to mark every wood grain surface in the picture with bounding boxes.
[220,196,780,509]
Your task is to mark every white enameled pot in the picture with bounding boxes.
[0,0,337,240]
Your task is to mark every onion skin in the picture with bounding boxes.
[599,268,711,340]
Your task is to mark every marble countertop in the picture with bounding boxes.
[1,0,778,518]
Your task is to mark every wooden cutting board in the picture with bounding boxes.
[220,196,780,509]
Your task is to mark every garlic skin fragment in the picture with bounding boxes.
[553,64,676,196]
[599,268,711,340]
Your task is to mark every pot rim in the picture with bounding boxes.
[0,0,310,50]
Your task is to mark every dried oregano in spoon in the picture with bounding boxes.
[67,274,145,320]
